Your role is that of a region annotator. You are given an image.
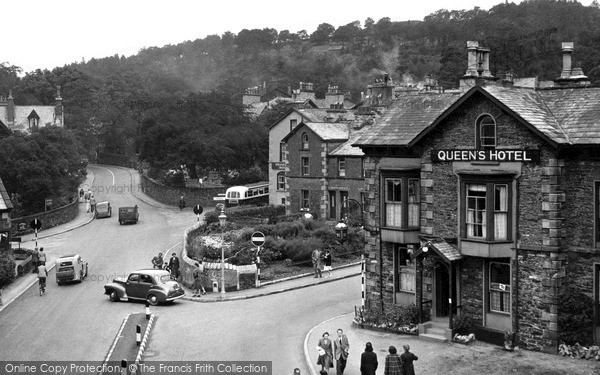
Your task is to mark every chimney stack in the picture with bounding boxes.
[465,41,480,77]
[560,42,573,79]
[7,89,14,127]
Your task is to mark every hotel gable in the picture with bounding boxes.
[353,41,600,352]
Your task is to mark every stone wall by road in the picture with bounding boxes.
[140,175,224,209]
[11,197,80,236]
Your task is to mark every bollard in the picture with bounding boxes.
[212,280,218,293]
[136,325,141,346]
[145,301,150,320]
[121,359,127,375]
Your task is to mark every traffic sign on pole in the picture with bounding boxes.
[251,232,265,247]
[193,205,203,215]
[30,219,42,230]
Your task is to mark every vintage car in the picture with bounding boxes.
[95,201,112,219]
[118,205,139,225]
[56,254,88,284]
[103,269,185,305]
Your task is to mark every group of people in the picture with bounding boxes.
[311,249,333,278]
[81,188,96,213]
[316,329,419,375]
[152,252,182,281]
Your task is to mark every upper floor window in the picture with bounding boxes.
[301,157,310,176]
[28,117,39,131]
[279,142,286,162]
[476,114,496,149]
[277,172,285,190]
[290,119,298,132]
[383,174,420,229]
[338,158,346,177]
[462,177,511,242]
[301,132,309,150]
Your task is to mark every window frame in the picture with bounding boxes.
[460,175,513,242]
[277,172,285,191]
[394,244,416,294]
[301,132,309,150]
[301,157,310,176]
[382,172,420,230]
[301,189,310,210]
[290,119,298,132]
[279,142,286,162]
[338,158,346,177]
[488,261,511,314]
[476,114,497,150]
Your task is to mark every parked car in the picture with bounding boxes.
[118,205,139,225]
[103,269,185,305]
[95,201,112,218]
[56,254,88,284]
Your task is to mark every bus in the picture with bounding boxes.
[218,181,269,207]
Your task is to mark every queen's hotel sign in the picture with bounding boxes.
[432,149,540,163]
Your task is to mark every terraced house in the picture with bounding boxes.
[354,41,600,353]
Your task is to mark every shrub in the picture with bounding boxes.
[558,289,594,346]
[0,253,15,288]
[385,304,421,327]
[453,314,474,335]
[281,237,322,264]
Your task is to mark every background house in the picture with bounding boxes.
[0,87,64,132]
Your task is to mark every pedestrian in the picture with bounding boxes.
[292,369,301,375]
[317,332,334,374]
[38,247,46,266]
[311,248,322,278]
[90,194,96,213]
[31,248,39,273]
[333,328,349,375]
[384,346,402,375]
[168,252,180,280]
[360,342,378,375]
[178,193,186,210]
[84,189,91,202]
[152,252,164,269]
[400,345,418,375]
[192,262,207,297]
[323,250,332,278]
[79,188,84,203]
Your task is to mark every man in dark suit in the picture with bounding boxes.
[168,252,180,280]
[334,328,350,375]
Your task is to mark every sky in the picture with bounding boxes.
[4,0,595,73]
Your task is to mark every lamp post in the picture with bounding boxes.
[335,220,348,243]
[218,210,227,299]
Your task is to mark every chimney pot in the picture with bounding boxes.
[560,42,574,79]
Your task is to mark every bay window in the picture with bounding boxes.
[383,173,420,229]
[462,176,512,242]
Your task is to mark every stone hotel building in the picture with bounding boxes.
[354,41,600,352]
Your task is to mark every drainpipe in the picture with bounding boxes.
[379,213,384,312]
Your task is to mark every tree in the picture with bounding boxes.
[309,23,335,44]
[332,21,362,44]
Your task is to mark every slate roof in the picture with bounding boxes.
[354,85,600,147]
[304,122,349,141]
[411,237,461,263]
[353,92,462,146]
[0,177,13,211]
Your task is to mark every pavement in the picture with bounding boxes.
[304,313,453,375]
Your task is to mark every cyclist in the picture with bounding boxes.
[38,263,48,295]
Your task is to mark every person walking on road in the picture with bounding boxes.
[334,328,349,375]
[168,252,180,280]
[152,253,164,269]
[312,248,322,278]
[192,263,207,297]
[401,345,418,375]
[317,332,334,374]
[178,193,186,210]
[384,346,402,375]
[90,194,96,213]
[360,342,378,375]
[323,250,333,278]
[38,247,46,266]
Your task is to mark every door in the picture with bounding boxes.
[329,191,336,220]
[340,191,349,220]
[435,264,450,317]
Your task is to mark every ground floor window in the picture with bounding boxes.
[489,262,510,313]
[595,181,600,246]
[395,244,415,293]
[301,190,309,210]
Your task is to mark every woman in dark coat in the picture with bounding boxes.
[360,342,378,375]
[317,332,334,374]
[400,344,418,375]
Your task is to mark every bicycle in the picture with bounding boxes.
[39,278,46,296]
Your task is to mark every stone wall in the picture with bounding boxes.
[460,256,485,326]
[140,175,224,209]
[11,197,79,236]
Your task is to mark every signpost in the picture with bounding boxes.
[193,205,203,222]
[30,219,42,249]
[251,232,265,287]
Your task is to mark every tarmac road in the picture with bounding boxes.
[0,165,195,361]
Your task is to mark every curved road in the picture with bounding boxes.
[0,165,360,374]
